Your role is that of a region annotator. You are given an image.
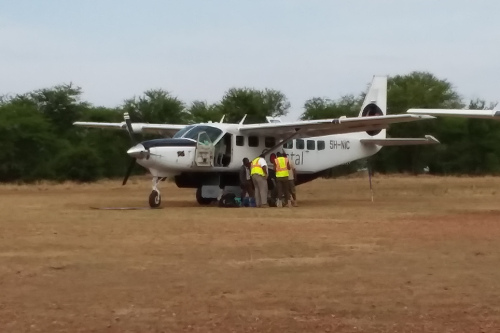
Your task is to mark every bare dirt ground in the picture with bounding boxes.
[1,175,500,333]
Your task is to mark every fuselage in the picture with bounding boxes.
[127,123,382,187]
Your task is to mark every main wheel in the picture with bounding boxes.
[149,190,161,208]
[196,187,213,205]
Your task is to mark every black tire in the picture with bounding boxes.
[196,187,213,205]
[149,190,161,208]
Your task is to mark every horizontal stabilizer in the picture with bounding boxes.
[407,105,500,119]
[361,135,440,146]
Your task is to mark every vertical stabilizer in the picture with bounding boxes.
[358,76,387,137]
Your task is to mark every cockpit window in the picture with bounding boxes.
[172,125,195,138]
[176,125,223,143]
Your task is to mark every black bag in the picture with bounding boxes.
[218,193,239,208]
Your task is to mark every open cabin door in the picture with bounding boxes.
[195,132,215,167]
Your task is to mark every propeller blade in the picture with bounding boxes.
[123,112,136,145]
[122,158,136,186]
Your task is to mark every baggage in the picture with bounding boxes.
[242,197,256,207]
[218,193,240,208]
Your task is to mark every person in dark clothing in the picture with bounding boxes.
[239,158,254,203]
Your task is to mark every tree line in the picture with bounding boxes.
[0,71,498,183]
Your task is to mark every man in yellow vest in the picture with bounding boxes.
[250,154,269,208]
[274,152,291,208]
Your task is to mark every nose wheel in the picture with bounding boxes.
[149,177,162,208]
[149,190,161,208]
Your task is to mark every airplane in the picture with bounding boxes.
[407,103,500,119]
[73,76,440,208]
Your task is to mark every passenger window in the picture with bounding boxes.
[296,139,304,150]
[318,140,325,150]
[248,136,259,147]
[264,137,276,148]
[236,136,244,146]
[307,140,315,150]
[283,140,293,149]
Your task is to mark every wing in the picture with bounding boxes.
[407,106,500,120]
[361,135,440,146]
[73,121,186,137]
[238,114,434,139]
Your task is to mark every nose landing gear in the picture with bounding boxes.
[149,177,162,208]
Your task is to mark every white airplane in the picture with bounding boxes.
[407,103,500,119]
[74,76,440,208]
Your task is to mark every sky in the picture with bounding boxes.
[1,0,499,121]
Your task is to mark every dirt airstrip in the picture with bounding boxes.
[1,175,500,332]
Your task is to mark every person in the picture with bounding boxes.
[287,154,298,207]
[239,158,254,205]
[250,154,268,208]
[215,141,226,166]
[274,152,291,207]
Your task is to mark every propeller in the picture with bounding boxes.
[123,112,136,145]
[122,112,137,186]
[123,158,136,185]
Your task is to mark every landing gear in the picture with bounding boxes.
[149,177,162,208]
[196,187,214,205]
[149,190,161,208]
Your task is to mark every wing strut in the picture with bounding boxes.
[261,128,302,156]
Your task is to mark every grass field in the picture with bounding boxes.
[1,175,500,332]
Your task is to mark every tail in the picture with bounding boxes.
[358,75,387,138]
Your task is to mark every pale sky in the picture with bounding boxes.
[1,0,499,121]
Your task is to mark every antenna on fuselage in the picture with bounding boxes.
[239,114,247,126]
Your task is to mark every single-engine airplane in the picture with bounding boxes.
[74,76,440,208]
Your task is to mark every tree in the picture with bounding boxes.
[301,95,361,120]
[187,101,223,123]
[123,89,190,124]
[51,144,103,182]
[0,100,59,181]
[218,88,290,124]
[27,83,89,135]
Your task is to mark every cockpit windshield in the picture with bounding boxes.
[172,125,196,139]
[172,125,223,143]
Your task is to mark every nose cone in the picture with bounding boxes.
[127,144,146,159]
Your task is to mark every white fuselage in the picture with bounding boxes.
[130,123,382,178]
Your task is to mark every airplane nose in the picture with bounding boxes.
[127,144,146,159]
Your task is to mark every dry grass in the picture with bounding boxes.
[1,175,500,332]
